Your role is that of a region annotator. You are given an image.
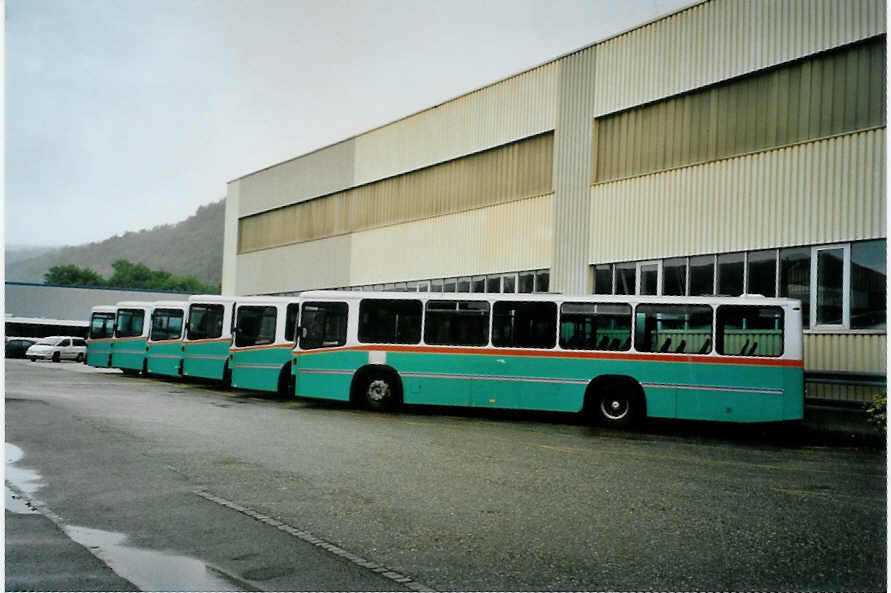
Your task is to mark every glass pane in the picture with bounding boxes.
[851,240,886,329]
[518,272,534,293]
[593,265,612,295]
[472,277,486,293]
[717,252,744,296]
[431,279,444,292]
[457,277,471,292]
[502,274,516,293]
[534,270,550,293]
[662,258,686,296]
[689,256,714,296]
[492,301,557,348]
[779,247,810,329]
[559,302,632,351]
[634,304,713,354]
[816,248,844,325]
[424,300,490,346]
[747,249,777,297]
[640,263,658,295]
[358,299,422,344]
[716,305,784,357]
[486,276,501,293]
[615,263,636,295]
[300,302,348,349]
[443,279,456,292]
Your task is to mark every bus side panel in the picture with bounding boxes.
[231,347,292,392]
[86,340,113,367]
[182,341,231,380]
[111,338,147,370]
[657,361,785,423]
[385,351,472,407]
[294,350,366,402]
[782,367,805,421]
[146,342,182,377]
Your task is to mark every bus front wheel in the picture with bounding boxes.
[362,373,400,411]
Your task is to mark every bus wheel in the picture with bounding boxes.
[277,364,293,398]
[596,381,641,428]
[363,373,399,410]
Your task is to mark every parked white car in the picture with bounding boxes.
[26,336,87,363]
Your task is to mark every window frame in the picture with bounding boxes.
[811,243,850,330]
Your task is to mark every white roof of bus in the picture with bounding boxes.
[187,294,235,304]
[234,295,300,306]
[90,305,116,314]
[115,301,154,309]
[298,290,801,307]
[152,300,189,310]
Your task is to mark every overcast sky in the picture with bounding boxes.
[6,0,692,248]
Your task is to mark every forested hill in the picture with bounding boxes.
[6,199,225,287]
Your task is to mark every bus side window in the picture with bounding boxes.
[716,305,784,357]
[492,301,556,349]
[358,299,422,344]
[300,302,348,349]
[560,302,631,351]
[634,304,712,354]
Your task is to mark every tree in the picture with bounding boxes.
[44,265,106,286]
[107,259,217,293]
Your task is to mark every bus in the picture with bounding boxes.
[6,316,89,340]
[292,291,804,425]
[110,301,154,375]
[230,296,301,394]
[85,306,116,367]
[182,295,236,383]
[145,301,189,377]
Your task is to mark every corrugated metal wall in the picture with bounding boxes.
[594,37,885,182]
[589,128,886,263]
[352,62,560,187]
[348,195,553,286]
[552,51,596,294]
[593,0,886,117]
[237,139,356,217]
[235,233,353,296]
[805,333,887,372]
[239,133,553,254]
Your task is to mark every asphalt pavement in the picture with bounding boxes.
[4,359,885,591]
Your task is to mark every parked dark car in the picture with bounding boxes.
[5,338,37,359]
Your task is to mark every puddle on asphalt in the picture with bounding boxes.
[6,443,42,514]
[5,442,244,591]
[65,525,243,591]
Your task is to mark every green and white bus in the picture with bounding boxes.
[182,295,236,384]
[86,306,116,367]
[145,301,189,377]
[110,301,154,375]
[292,291,803,425]
[230,296,301,394]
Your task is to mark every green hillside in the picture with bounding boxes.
[6,199,225,288]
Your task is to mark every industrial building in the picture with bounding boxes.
[222,0,886,399]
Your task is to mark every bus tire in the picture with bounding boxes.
[277,363,293,398]
[359,370,401,411]
[591,378,644,428]
[222,363,232,389]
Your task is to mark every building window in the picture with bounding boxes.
[534,270,550,293]
[814,245,847,327]
[662,258,687,296]
[717,252,744,296]
[850,240,886,330]
[747,249,777,297]
[518,272,535,293]
[689,255,714,296]
[615,263,636,295]
[593,264,612,295]
[486,276,501,293]
[639,262,659,295]
[779,247,811,329]
[502,274,516,293]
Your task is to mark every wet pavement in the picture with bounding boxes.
[4,359,886,591]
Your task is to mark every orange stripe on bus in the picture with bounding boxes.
[297,344,803,368]
[230,343,295,352]
[183,337,231,345]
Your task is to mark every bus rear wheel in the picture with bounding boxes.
[595,380,641,428]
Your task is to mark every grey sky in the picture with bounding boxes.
[6,0,692,247]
